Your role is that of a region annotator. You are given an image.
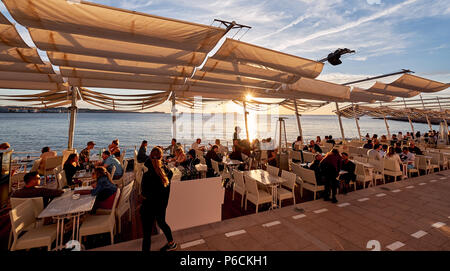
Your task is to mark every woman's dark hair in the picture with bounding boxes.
[114,151,121,158]
[331,149,339,155]
[150,147,169,187]
[64,153,78,166]
[188,149,196,158]
[103,150,111,156]
[93,166,108,179]
[41,147,50,153]
[211,145,218,151]
[297,136,302,141]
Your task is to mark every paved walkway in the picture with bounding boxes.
[92,170,450,251]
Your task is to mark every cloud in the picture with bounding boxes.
[367,0,382,5]
[274,0,418,51]
[119,0,153,10]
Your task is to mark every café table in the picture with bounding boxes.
[244,169,286,210]
[38,188,96,250]
[73,170,94,186]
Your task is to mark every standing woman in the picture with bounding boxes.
[141,147,177,251]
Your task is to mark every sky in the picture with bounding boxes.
[0,0,449,114]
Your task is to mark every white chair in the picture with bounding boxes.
[9,197,44,250]
[267,165,279,176]
[277,170,296,207]
[110,165,116,183]
[9,172,26,193]
[429,153,441,172]
[368,158,385,185]
[54,169,68,189]
[41,156,63,180]
[119,150,126,164]
[355,163,373,189]
[303,152,315,163]
[407,156,420,178]
[112,160,128,188]
[97,181,134,234]
[30,159,41,172]
[244,175,272,213]
[79,188,121,245]
[383,159,403,182]
[293,165,325,200]
[9,199,57,251]
[417,155,433,175]
[232,170,246,208]
[211,160,231,182]
[291,151,302,162]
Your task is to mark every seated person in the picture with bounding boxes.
[367,144,383,160]
[303,140,323,153]
[390,134,398,146]
[339,153,356,194]
[181,149,200,180]
[400,147,415,169]
[76,167,117,211]
[108,139,120,156]
[308,153,323,184]
[229,145,246,171]
[209,139,227,155]
[100,150,123,180]
[316,136,322,145]
[292,136,303,151]
[164,138,178,158]
[12,171,63,207]
[380,135,388,143]
[137,140,148,163]
[326,135,336,146]
[380,144,388,157]
[239,139,252,157]
[79,141,95,168]
[0,142,10,151]
[63,153,82,186]
[408,142,423,155]
[232,139,242,152]
[363,140,373,149]
[205,145,223,177]
[267,148,278,167]
[191,138,206,152]
[167,147,187,166]
[394,142,402,154]
[39,146,58,172]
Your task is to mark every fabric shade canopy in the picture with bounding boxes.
[28,28,207,66]
[0,13,28,47]
[0,70,63,83]
[285,77,351,101]
[0,45,44,64]
[192,70,281,89]
[364,82,420,98]
[0,60,54,73]
[389,73,450,93]
[210,38,324,79]
[3,0,226,53]
[0,80,63,90]
[48,52,194,77]
[348,87,396,103]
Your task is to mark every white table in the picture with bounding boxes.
[73,170,94,186]
[245,169,286,210]
[195,164,208,178]
[38,189,96,250]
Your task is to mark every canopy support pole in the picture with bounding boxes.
[352,103,362,141]
[335,102,345,142]
[67,86,77,150]
[171,92,177,139]
[380,102,391,139]
[437,97,449,144]
[403,98,415,135]
[293,99,303,144]
[420,95,433,131]
[243,101,249,141]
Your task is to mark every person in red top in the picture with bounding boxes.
[319,149,342,203]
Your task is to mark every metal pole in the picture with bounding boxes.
[352,103,362,141]
[293,99,303,144]
[420,95,433,131]
[380,102,391,140]
[437,97,449,144]
[403,98,415,135]
[171,93,177,139]
[243,101,249,141]
[67,86,77,150]
[342,69,412,86]
[335,102,345,142]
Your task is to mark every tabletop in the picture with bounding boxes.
[245,169,286,186]
[73,170,93,179]
[223,159,244,166]
[38,190,96,218]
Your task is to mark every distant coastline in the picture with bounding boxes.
[0,105,165,114]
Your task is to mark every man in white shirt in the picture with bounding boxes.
[367,144,382,160]
[379,144,388,157]
[400,147,415,169]
[191,138,205,152]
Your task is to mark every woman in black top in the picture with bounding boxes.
[140,147,177,252]
[63,153,82,186]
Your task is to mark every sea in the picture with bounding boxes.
[0,112,440,158]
